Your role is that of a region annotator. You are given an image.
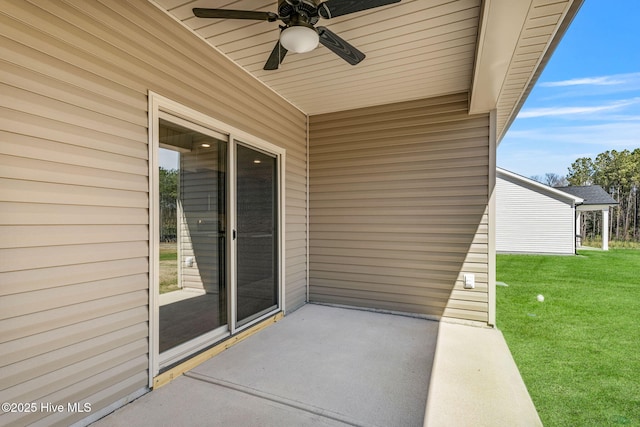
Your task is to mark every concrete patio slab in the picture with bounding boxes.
[93,304,437,427]
[92,304,540,427]
[424,321,542,427]
[93,375,349,427]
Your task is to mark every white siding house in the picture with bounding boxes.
[496,168,583,255]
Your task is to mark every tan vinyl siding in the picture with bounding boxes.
[0,1,306,425]
[309,93,490,323]
[496,173,576,255]
[177,147,224,292]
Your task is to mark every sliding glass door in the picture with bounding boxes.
[235,144,279,327]
[157,119,228,365]
[150,98,284,374]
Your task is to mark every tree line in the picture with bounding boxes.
[159,167,178,242]
[533,149,640,242]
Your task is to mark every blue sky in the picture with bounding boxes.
[498,0,640,179]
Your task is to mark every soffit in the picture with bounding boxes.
[493,0,581,140]
[154,0,579,132]
[153,0,482,115]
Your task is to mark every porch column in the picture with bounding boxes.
[602,208,609,251]
[576,210,581,248]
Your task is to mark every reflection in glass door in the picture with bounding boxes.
[157,119,227,360]
[235,144,279,327]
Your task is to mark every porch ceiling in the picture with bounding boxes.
[153,0,581,138]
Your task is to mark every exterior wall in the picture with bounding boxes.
[0,2,306,426]
[308,93,491,323]
[496,173,575,254]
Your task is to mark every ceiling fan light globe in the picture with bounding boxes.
[279,26,319,53]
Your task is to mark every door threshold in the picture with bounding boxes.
[153,311,283,390]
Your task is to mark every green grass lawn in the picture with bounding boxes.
[159,243,179,294]
[497,249,640,426]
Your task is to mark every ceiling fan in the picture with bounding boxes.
[193,0,401,70]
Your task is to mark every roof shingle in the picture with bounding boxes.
[556,185,618,205]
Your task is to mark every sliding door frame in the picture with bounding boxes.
[230,141,283,333]
[148,92,286,386]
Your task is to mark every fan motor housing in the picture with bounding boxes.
[279,0,320,22]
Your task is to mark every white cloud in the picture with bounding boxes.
[504,121,640,147]
[518,105,619,118]
[502,71,640,176]
[498,120,640,177]
[517,99,638,119]
[540,72,640,87]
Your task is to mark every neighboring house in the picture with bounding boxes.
[496,168,619,254]
[496,168,583,255]
[0,1,583,426]
[556,185,619,250]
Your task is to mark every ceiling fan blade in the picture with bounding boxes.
[264,41,288,70]
[317,27,365,66]
[193,8,278,22]
[318,0,401,19]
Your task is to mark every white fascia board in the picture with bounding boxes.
[497,167,584,204]
[469,0,533,114]
[577,204,617,211]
